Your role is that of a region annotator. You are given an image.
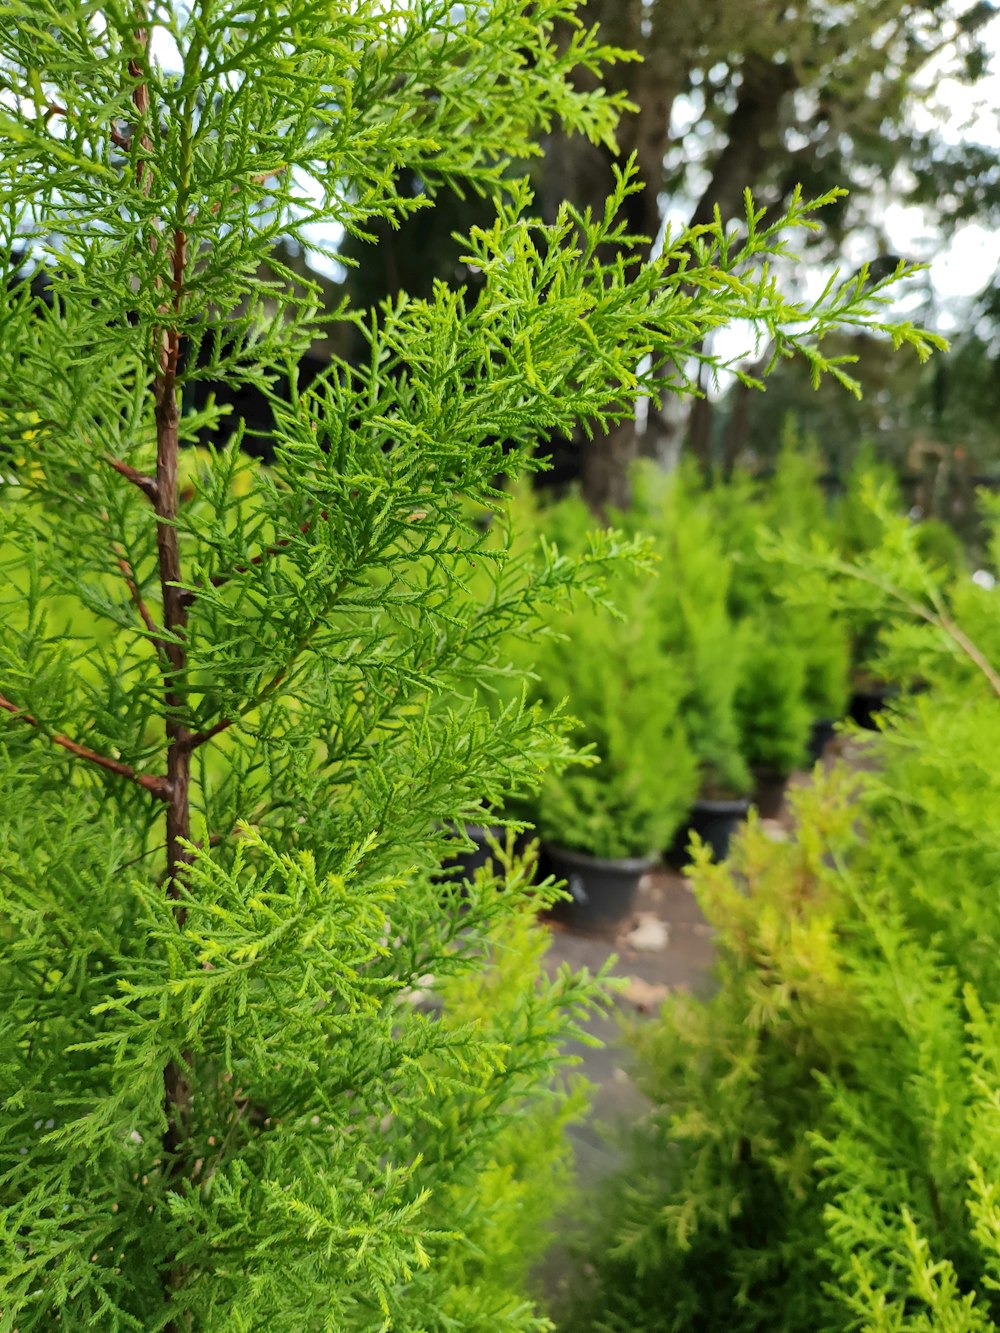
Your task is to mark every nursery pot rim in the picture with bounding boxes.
[544,843,657,874]
[690,795,751,816]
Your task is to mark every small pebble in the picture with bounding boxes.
[622,913,670,952]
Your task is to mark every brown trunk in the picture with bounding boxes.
[687,390,714,475]
[581,420,640,516]
[722,377,753,476]
[564,10,799,505]
[644,53,797,478]
[548,0,685,513]
[688,54,796,230]
[154,267,193,1326]
[154,338,193,904]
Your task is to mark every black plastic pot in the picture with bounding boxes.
[751,770,787,820]
[806,717,838,764]
[669,797,750,865]
[849,684,896,731]
[542,844,653,931]
[438,823,507,886]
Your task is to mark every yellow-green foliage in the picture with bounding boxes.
[434,878,594,1327]
[568,499,1000,1333]
[507,489,699,857]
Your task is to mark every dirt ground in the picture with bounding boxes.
[541,865,716,1171]
[536,863,716,1311]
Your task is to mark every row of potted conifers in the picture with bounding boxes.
[495,469,857,918]
[442,687,896,933]
[441,451,937,929]
[542,713,840,931]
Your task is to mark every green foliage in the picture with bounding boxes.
[627,465,751,797]
[565,773,862,1332]
[628,447,848,789]
[521,496,698,859]
[833,446,907,559]
[432,896,594,1325]
[0,0,945,1326]
[721,429,852,727]
[732,618,812,776]
[567,494,1000,1333]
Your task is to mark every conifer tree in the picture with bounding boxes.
[0,1,942,1326]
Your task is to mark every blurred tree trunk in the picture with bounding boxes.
[544,0,994,511]
[329,0,997,513]
[547,7,796,508]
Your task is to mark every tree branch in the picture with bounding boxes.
[825,559,1000,701]
[0,692,170,796]
[183,716,235,751]
[207,164,288,217]
[687,55,797,231]
[114,549,165,648]
[178,511,326,608]
[128,24,154,198]
[106,455,159,503]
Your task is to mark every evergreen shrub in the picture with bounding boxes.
[0,0,942,1324]
[523,495,698,860]
[706,429,851,741]
[628,466,752,799]
[567,496,1000,1333]
[732,617,812,777]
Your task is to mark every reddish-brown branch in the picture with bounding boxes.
[44,102,133,159]
[207,163,289,216]
[170,226,187,315]
[179,511,328,608]
[115,551,164,646]
[209,531,296,585]
[124,18,194,1323]
[184,716,235,751]
[106,455,159,503]
[155,328,191,898]
[128,29,153,197]
[0,692,169,797]
[153,233,194,1328]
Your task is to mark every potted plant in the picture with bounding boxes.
[437,818,513,888]
[787,602,851,760]
[523,510,698,928]
[674,612,754,858]
[734,618,813,817]
[628,467,754,862]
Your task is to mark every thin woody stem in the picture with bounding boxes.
[128,16,154,198]
[184,716,234,750]
[115,549,165,646]
[0,692,169,796]
[106,455,159,503]
[178,510,328,608]
[156,257,191,904]
[125,12,196,1320]
[930,609,1000,700]
[828,559,1000,701]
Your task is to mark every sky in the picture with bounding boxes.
[645,8,1000,378]
[889,9,1000,312]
